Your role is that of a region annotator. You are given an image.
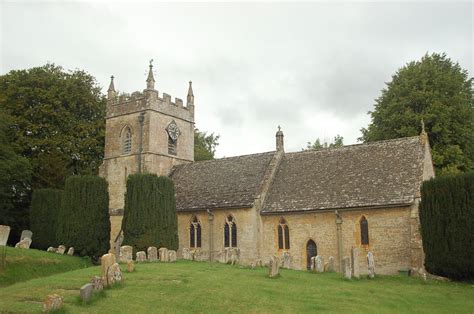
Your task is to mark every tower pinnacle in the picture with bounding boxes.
[187,81,194,106]
[276,125,284,152]
[146,59,155,90]
[107,75,116,100]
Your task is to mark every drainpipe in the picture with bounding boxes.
[335,210,343,272]
[207,209,214,262]
[137,112,145,173]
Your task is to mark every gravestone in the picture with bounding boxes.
[351,247,360,279]
[367,251,375,279]
[57,245,66,254]
[268,256,280,278]
[282,252,291,269]
[182,248,190,260]
[147,246,158,262]
[43,294,63,312]
[15,238,31,249]
[80,283,93,303]
[255,259,263,267]
[225,248,232,264]
[67,247,74,256]
[342,256,352,279]
[193,249,201,261]
[159,248,169,262]
[229,248,239,265]
[100,253,116,285]
[47,247,56,253]
[326,256,335,272]
[90,276,104,291]
[106,263,123,286]
[168,250,177,262]
[218,248,227,263]
[120,245,133,263]
[20,230,32,241]
[315,255,324,273]
[310,256,317,271]
[136,251,146,262]
[0,225,11,246]
[127,260,135,272]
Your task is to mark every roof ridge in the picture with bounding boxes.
[191,150,276,164]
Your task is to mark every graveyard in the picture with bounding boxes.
[0,247,473,313]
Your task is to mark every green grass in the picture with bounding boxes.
[0,246,91,287]
[1,260,473,313]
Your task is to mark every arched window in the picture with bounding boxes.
[277,218,290,250]
[190,216,201,248]
[122,127,132,154]
[168,135,177,155]
[360,216,369,245]
[224,215,237,248]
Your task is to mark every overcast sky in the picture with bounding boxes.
[1,1,472,157]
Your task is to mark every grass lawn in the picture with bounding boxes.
[0,247,91,287]
[0,258,473,313]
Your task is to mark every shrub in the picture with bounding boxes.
[56,176,110,259]
[419,171,474,280]
[122,173,178,254]
[29,189,62,249]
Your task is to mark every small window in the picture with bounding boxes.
[168,136,177,155]
[360,216,369,245]
[224,215,237,248]
[190,216,201,248]
[278,218,290,250]
[123,127,132,154]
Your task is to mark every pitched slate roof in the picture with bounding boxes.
[261,136,425,213]
[171,152,275,211]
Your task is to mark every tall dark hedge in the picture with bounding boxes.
[419,172,474,280]
[122,174,178,254]
[29,189,62,249]
[56,176,110,259]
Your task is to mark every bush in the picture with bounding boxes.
[122,173,178,254]
[56,176,110,259]
[419,171,474,280]
[29,189,62,249]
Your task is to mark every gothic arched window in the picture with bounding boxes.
[190,216,201,248]
[224,215,237,248]
[122,127,132,154]
[360,216,369,245]
[278,218,290,250]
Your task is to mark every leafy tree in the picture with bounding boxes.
[0,64,106,190]
[29,189,62,250]
[305,135,344,150]
[194,128,220,161]
[0,111,31,244]
[360,53,474,176]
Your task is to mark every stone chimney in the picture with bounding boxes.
[276,126,284,152]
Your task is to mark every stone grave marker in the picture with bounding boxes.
[136,251,146,262]
[20,230,32,241]
[80,283,93,303]
[47,247,56,253]
[43,294,63,312]
[120,245,133,263]
[326,256,335,272]
[15,238,31,249]
[282,252,291,269]
[342,256,352,279]
[100,253,116,285]
[182,248,190,260]
[351,247,360,279]
[315,255,324,273]
[310,256,317,271]
[230,248,239,265]
[57,245,66,254]
[147,246,158,262]
[0,225,11,246]
[106,263,123,286]
[168,250,177,262]
[127,260,135,272]
[159,248,169,262]
[367,251,375,279]
[67,247,74,256]
[90,276,104,291]
[268,255,280,278]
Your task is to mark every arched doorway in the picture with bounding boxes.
[306,239,317,270]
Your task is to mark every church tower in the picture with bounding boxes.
[99,61,195,245]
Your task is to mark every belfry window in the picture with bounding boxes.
[224,215,237,248]
[168,136,177,155]
[123,127,132,154]
[278,218,290,250]
[360,216,369,245]
[190,216,201,248]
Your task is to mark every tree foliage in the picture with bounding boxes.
[419,172,474,280]
[56,176,110,259]
[122,174,178,254]
[304,135,344,150]
[194,128,220,161]
[360,53,474,176]
[29,189,62,250]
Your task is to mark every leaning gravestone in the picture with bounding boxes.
[80,283,93,303]
[43,294,63,312]
[351,247,360,279]
[57,245,66,254]
[0,225,11,246]
[282,252,291,269]
[136,251,147,262]
[106,263,123,286]
[159,248,169,262]
[367,251,375,279]
[326,256,335,272]
[168,250,177,262]
[20,230,32,241]
[15,238,32,249]
[147,246,158,262]
[67,247,74,256]
[268,255,280,278]
[90,276,104,291]
[120,245,133,263]
[315,255,324,273]
[342,256,352,279]
[100,253,116,285]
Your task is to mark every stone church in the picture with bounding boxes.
[99,63,435,274]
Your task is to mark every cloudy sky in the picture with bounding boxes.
[1,1,472,157]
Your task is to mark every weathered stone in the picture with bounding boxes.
[90,276,104,291]
[114,231,124,260]
[255,259,263,267]
[218,248,228,263]
[67,247,74,256]
[47,247,56,253]
[56,245,66,254]
[315,255,324,273]
[351,247,360,279]
[0,225,11,246]
[225,248,232,264]
[80,283,93,303]
[42,294,63,312]
[159,248,169,262]
[342,256,352,279]
[182,248,191,260]
[147,246,158,262]
[15,238,31,249]
[367,251,375,279]
[127,260,135,272]
[106,263,123,286]
[268,255,280,278]
[327,256,335,272]
[282,252,291,269]
[310,256,317,271]
[168,250,177,262]
[20,229,32,241]
[229,248,239,265]
[136,251,146,262]
[120,245,133,263]
[100,253,116,285]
